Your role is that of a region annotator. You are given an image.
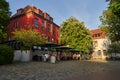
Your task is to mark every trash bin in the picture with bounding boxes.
[50,56,56,63]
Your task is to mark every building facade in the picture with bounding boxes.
[8,5,60,44]
[90,29,111,59]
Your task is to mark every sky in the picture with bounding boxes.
[6,0,108,30]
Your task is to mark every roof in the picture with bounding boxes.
[10,5,60,27]
[11,5,42,18]
[90,28,106,39]
[90,29,102,34]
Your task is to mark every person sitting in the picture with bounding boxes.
[77,53,81,60]
[73,53,77,60]
[45,53,50,62]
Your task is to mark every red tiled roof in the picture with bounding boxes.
[90,29,102,34]
[90,28,106,39]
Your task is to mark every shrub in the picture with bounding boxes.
[0,45,14,65]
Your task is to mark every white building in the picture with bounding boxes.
[90,29,111,60]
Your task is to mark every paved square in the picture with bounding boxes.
[0,60,120,80]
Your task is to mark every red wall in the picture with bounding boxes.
[8,12,60,44]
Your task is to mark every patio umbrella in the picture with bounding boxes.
[55,46,73,52]
[69,49,80,52]
[40,42,60,51]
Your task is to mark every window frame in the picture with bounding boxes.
[14,21,18,28]
[47,24,50,32]
[41,21,44,30]
[34,18,39,28]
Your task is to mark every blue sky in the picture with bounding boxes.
[6,0,108,30]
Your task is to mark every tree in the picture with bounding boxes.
[60,17,93,53]
[106,0,119,4]
[100,0,120,55]
[108,42,120,54]
[13,28,47,50]
[107,0,120,3]
[100,0,120,42]
[0,0,11,42]
[110,1,120,17]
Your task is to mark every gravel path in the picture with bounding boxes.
[0,60,120,80]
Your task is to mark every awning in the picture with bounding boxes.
[69,49,80,52]
[40,42,60,47]
[55,46,73,51]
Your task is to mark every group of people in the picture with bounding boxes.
[72,53,81,60]
[32,51,58,64]
[33,51,82,64]
[43,52,57,63]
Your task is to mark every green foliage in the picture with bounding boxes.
[106,0,120,5]
[100,0,120,42]
[108,42,120,53]
[0,29,8,42]
[0,0,11,42]
[110,1,120,17]
[106,0,120,4]
[60,17,93,53]
[0,45,14,65]
[13,28,47,50]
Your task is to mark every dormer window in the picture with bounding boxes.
[40,12,42,16]
[50,18,53,22]
[46,15,49,20]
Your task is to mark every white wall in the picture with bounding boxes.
[14,50,31,62]
[92,38,111,59]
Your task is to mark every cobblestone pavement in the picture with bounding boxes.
[0,60,120,80]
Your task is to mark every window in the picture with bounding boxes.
[103,41,107,48]
[40,12,42,16]
[48,26,50,32]
[48,37,50,42]
[14,21,18,28]
[34,19,39,28]
[95,34,97,37]
[103,50,107,56]
[48,24,50,32]
[41,21,44,30]
[93,41,98,47]
[98,33,101,37]
[97,50,101,56]
[51,24,53,34]
[50,18,53,22]
[46,15,49,20]
[53,27,55,35]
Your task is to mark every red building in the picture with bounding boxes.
[8,5,60,44]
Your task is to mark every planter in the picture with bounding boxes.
[20,50,31,62]
[14,50,22,61]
